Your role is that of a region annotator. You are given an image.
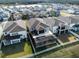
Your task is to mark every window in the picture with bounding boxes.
[72,24,79,32]
[31,30,38,35]
[53,26,58,33]
[10,33,18,36]
[20,36,25,39]
[11,39,20,44]
[60,31,64,34]
[39,30,44,34]
[61,26,65,30]
[4,32,9,36]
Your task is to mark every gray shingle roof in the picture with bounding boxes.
[43,17,56,27]
[70,15,79,24]
[43,17,64,28]
[29,17,66,31]
[10,25,26,32]
[29,18,49,31]
[29,18,39,30]
[54,19,62,26]
[2,20,26,33]
[4,22,17,32]
[56,16,71,25]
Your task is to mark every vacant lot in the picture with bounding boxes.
[37,43,79,58]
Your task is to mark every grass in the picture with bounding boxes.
[22,20,29,27]
[58,33,76,43]
[1,41,32,58]
[75,31,79,35]
[60,10,74,17]
[37,43,79,58]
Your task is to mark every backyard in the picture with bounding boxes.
[0,19,33,58]
[36,42,79,58]
[0,41,32,58]
[57,33,76,43]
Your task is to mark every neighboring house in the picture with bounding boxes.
[43,17,70,35]
[28,16,79,48]
[0,24,3,49]
[55,16,79,32]
[0,20,27,46]
[28,18,58,48]
[13,12,22,20]
[56,16,71,33]
[29,18,49,35]
[8,12,22,21]
[32,6,41,12]
[29,17,69,35]
[43,17,57,33]
[69,15,79,32]
[0,11,10,22]
[8,13,15,21]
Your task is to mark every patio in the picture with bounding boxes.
[35,36,59,52]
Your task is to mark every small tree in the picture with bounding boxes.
[22,14,29,20]
[51,11,57,17]
[8,13,15,21]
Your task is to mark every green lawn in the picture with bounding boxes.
[37,43,79,58]
[1,41,32,58]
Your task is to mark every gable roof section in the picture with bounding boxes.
[43,17,56,27]
[43,17,65,27]
[36,23,48,31]
[56,16,71,25]
[54,19,61,26]
[31,20,39,29]
[39,23,49,28]
[3,22,17,32]
[29,18,49,31]
[10,25,26,32]
[70,15,79,24]
[29,18,39,30]
[2,21,14,31]
[3,20,26,33]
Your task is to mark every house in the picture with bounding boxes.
[74,9,79,15]
[29,18,49,35]
[55,16,71,35]
[0,20,27,46]
[56,16,71,30]
[42,17,58,33]
[8,13,15,21]
[32,6,41,12]
[55,16,79,33]
[43,17,69,34]
[13,12,22,20]
[69,15,79,32]
[29,17,69,35]
[0,10,10,22]
[8,12,22,21]
[28,18,58,48]
[42,16,73,36]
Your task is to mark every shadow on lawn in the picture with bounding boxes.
[1,41,26,57]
